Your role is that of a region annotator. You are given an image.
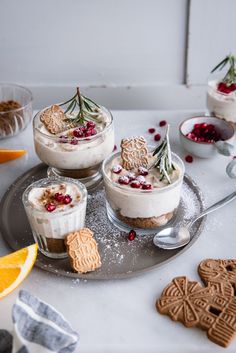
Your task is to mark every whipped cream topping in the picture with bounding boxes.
[28,183,81,213]
[207,80,236,122]
[34,106,114,170]
[107,155,181,189]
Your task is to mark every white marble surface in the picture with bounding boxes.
[1,110,236,352]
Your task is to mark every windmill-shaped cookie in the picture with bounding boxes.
[198,259,236,298]
[157,274,236,347]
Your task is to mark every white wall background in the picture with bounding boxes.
[0,0,235,108]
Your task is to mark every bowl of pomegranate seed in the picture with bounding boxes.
[179,116,234,158]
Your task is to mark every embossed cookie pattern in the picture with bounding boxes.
[65,228,101,274]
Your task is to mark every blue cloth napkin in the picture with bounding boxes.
[0,290,79,353]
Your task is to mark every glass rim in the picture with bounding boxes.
[0,83,33,115]
[102,151,185,194]
[22,176,87,216]
[33,104,113,143]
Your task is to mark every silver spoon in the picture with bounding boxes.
[153,191,236,250]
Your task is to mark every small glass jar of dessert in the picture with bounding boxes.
[207,54,236,129]
[102,132,185,234]
[0,83,33,139]
[33,88,114,190]
[22,177,87,259]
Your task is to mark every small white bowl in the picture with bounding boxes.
[179,116,235,158]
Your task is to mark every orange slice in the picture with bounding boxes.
[0,149,27,163]
[0,244,38,299]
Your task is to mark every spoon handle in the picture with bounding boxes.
[188,191,236,227]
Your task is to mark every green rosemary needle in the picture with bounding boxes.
[152,124,175,184]
[211,54,236,85]
[59,87,101,125]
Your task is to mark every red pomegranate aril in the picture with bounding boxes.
[217,82,236,94]
[136,175,146,184]
[141,182,152,190]
[85,130,92,137]
[154,133,161,141]
[126,172,136,181]
[128,229,136,241]
[70,138,78,145]
[90,128,97,136]
[86,121,96,129]
[54,192,64,202]
[112,164,122,174]
[185,155,193,163]
[159,120,167,127]
[63,194,72,204]
[130,180,141,188]
[45,203,56,212]
[186,122,221,143]
[148,128,155,134]
[73,129,84,138]
[79,125,87,132]
[118,176,130,185]
[138,166,148,176]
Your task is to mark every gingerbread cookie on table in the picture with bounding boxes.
[65,228,101,274]
[198,259,236,298]
[156,262,236,348]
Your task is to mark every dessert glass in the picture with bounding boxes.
[207,74,236,127]
[102,152,185,235]
[22,177,87,259]
[0,84,33,139]
[33,106,115,190]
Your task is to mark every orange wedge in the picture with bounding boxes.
[0,244,38,299]
[0,149,27,163]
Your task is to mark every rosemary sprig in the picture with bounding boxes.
[152,125,175,184]
[211,54,236,85]
[59,87,101,125]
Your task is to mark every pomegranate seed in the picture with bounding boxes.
[118,176,130,185]
[112,164,122,174]
[54,192,64,202]
[130,180,141,188]
[70,138,78,145]
[45,203,56,212]
[89,128,97,136]
[126,172,136,181]
[154,133,161,141]
[148,128,155,134]
[233,156,236,159]
[138,166,148,176]
[185,155,193,163]
[63,194,72,204]
[79,125,87,132]
[136,175,146,184]
[217,82,236,94]
[186,122,221,143]
[159,120,167,127]
[128,229,136,241]
[113,145,117,151]
[73,129,84,138]
[85,130,92,137]
[86,121,96,129]
[141,182,152,190]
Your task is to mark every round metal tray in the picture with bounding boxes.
[0,163,205,280]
